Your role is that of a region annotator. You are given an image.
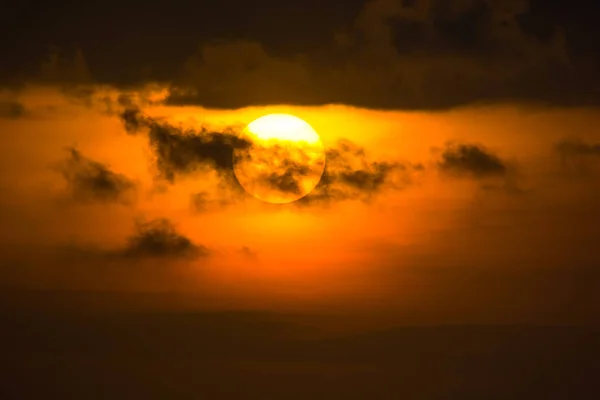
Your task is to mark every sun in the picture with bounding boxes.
[233,113,326,204]
[246,114,321,144]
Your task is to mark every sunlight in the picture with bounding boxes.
[246,113,321,144]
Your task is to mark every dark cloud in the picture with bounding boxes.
[556,138,600,159]
[119,218,208,259]
[117,94,134,107]
[60,86,97,107]
[437,142,507,178]
[300,139,421,204]
[149,124,251,182]
[554,138,600,178]
[337,161,399,191]
[0,100,26,119]
[39,48,92,84]
[261,168,305,195]
[120,107,148,134]
[162,0,599,110]
[0,217,210,291]
[229,137,412,205]
[61,217,209,261]
[55,147,136,204]
[436,142,526,196]
[231,140,325,205]
[126,116,416,206]
[251,149,314,195]
[3,0,600,109]
[118,108,252,183]
[5,48,94,87]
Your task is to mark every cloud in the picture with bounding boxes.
[4,0,600,110]
[259,148,314,195]
[300,139,422,204]
[118,109,418,206]
[434,142,525,194]
[0,100,26,119]
[118,107,418,206]
[54,147,136,204]
[38,48,92,84]
[229,136,420,205]
[118,107,252,183]
[232,141,324,203]
[556,138,600,159]
[437,142,507,178]
[554,138,600,178]
[148,124,251,182]
[120,107,147,133]
[162,0,593,110]
[168,41,314,109]
[60,217,209,261]
[261,167,308,196]
[119,218,209,259]
[0,216,211,291]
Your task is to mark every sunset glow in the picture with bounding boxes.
[233,113,326,204]
[2,1,600,396]
[245,113,321,144]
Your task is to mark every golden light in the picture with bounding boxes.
[233,113,326,204]
[246,113,321,144]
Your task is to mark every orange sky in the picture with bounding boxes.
[4,3,600,397]
[1,85,600,324]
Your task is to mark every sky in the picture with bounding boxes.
[1,0,600,322]
[1,1,600,397]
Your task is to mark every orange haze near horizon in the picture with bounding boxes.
[1,85,600,324]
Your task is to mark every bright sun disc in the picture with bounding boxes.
[246,114,321,144]
[233,113,326,204]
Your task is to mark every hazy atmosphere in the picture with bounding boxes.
[1,1,599,398]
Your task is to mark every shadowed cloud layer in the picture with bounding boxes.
[3,0,600,110]
[162,0,597,109]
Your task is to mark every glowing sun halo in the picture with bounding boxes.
[233,114,326,204]
[246,114,321,144]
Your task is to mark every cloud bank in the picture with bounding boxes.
[3,0,600,110]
